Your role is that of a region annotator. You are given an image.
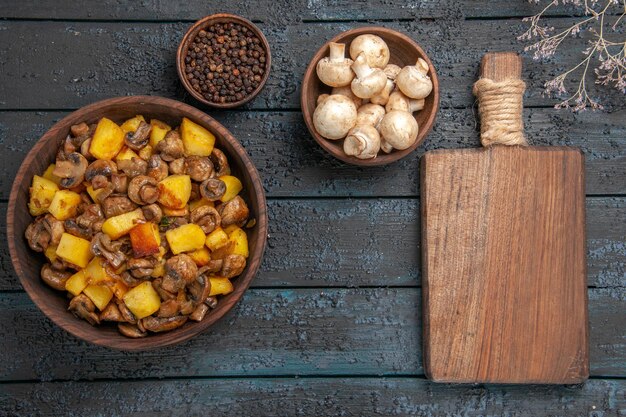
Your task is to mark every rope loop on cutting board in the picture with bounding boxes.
[473,78,528,147]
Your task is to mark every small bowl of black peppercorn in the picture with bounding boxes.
[177,13,271,108]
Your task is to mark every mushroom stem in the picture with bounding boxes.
[328,42,346,62]
[351,54,374,79]
[409,99,425,113]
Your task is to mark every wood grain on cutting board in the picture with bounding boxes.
[421,53,589,384]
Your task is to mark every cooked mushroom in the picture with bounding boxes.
[52,152,89,189]
[64,219,92,240]
[127,257,156,278]
[80,137,94,160]
[199,178,226,201]
[169,157,186,175]
[91,232,126,269]
[199,259,224,275]
[100,303,124,322]
[313,94,358,140]
[218,195,250,227]
[70,122,90,137]
[316,42,355,87]
[111,173,129,194]
[209,148,231,177]
[42,214,64,245]
[152,278,176,301]
[185,156,214,182]
[190,205,221,234]
[128,175,159,205]
[190,304,210,322]
[114,300,136,324]
[157,299,180,318]
[142,203,163,224]
[41,263,72,291]
[142,316,188,333]
[118,323,146,338]
[68,294,100,325]
[155,131,184,162]
[147,155,169,182]
[162,254,198,293]
[343,124,381,160]
[350,53,387,99]
[124,121,151,150]
[85,160,117,183]
[221,254,247,278]
[25,217,51,252]
[117,157,148,178]
[75,204,104,233]
[349,34,390,68]
[395,58,433,99]
[101,195,137,218]
[188,273,211,305]
[205,296,218,309]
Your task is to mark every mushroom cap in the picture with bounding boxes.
[331,85,362,108]
[380,139,394,154]
[316,57,355,87]
[385,90,410,112]
[370,78,394,105]
[343,124,381,160]
[356,103,385,127]
[350,67,387,99]
[383,64,402,80]
[379,110,419,150]
[313,94,358,140]
[396,65,433,99]
[349,34,390,68]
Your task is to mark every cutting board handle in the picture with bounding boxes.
[473,52,528,147]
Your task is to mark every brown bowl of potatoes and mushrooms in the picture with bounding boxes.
[7,96,267,350]
[301,27,439,166]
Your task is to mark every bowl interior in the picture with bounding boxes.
[177,13,272,109]
[301,27,439,166]
[8,96,267,350]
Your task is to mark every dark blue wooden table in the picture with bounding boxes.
[1,1,624,415]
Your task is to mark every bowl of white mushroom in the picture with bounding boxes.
[301,27,439,166]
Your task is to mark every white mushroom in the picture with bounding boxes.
[395,58,433,99]
[317,94,330,106]
[313,94,358,140]
[385,91,425,113]
[343,125,381,160]
[383,64,402,80]
[350,53,387,99]
[356,103,385,128]
[331,85,362,108]
[370,78,394,105]
[349,34,390,68]
[379,110,419,150]
[380,139,394,154]
[316,42,354,87]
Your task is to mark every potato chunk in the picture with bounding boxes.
[42,164,62,185]
[56,233,93,268]
[101,208,145,240]
[180,117,215,156]
[209,277,234,296]
[120,115,146,133]
[149,119,171,148]
[83,285,113,311]
[157,174,191,209]
[166,223,206,254]
[84,257,112,285]
[188,247,211,267]
[48,190,82,221]
[65,270,89,296]
[115,146,140,162]
[205,228,230,251]
[219,175,243,202]
[89,117,125,160]
[122,281,161,319]
[228,227,249,258]
[29,175,59,216]
[129,222,161,257]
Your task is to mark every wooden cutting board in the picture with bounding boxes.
[420,52,589,383]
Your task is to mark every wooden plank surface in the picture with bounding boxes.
[0,197,624,291]
[2,378,624,417]
[0,109,624,200]
[0,288,623,382]
[1,19,624,111]
[0,0,599,21]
